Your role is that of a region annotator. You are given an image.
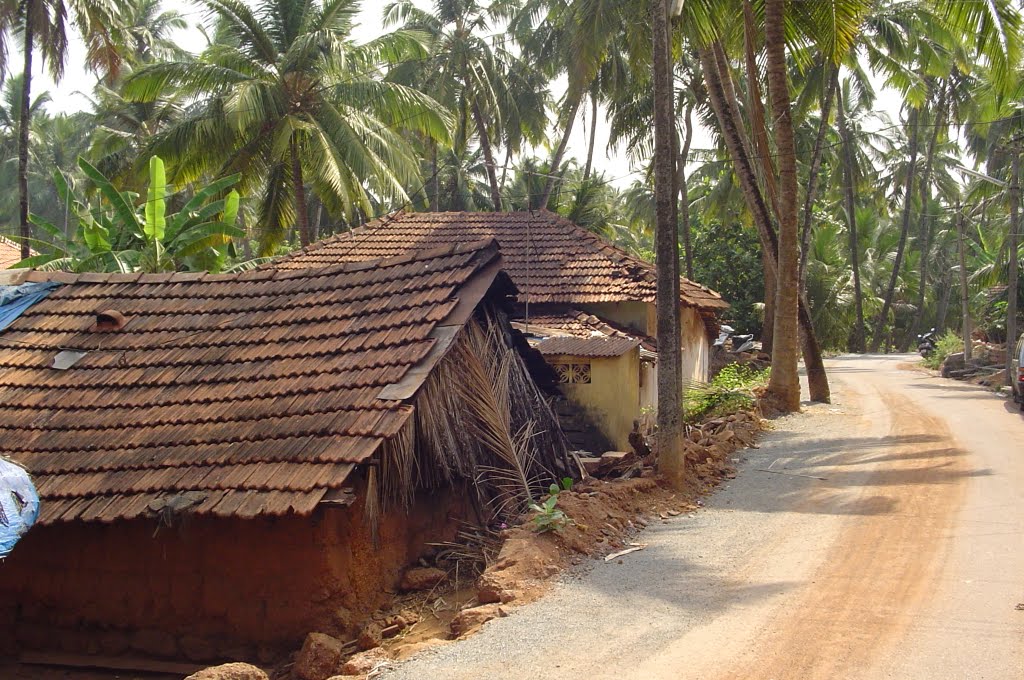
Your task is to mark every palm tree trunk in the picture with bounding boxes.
[430,142,439,212]
[583,88,598,182]
[18,0,35,261]
[904,86,947,350]
[740,1,779,220]
[499,146,512,193]
[800,64,838,281]
[870,107,920,352]
[956,201,972,361]
[761,250,776,352]
[1006,152,1020,385]
[763,0,801,411]
[837,80,866,352]
[539,91,584,209]
[471,100,503,210]
[291,141,311,247]
[679,100,695,281]
[935,265,953,333]
[652,0,686,490]
[700,42,828,402]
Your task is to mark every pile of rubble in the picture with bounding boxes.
[940,342,1007,386]
[685,410,762,483]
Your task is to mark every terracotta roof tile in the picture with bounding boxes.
[0,240,503,524]
[271,211,728,310]
[0,235,26,270]
[536,335,641,358]
[516,307,658,352]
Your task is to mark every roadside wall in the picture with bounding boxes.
[0,480,465,663]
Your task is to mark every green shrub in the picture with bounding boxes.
[684,363,770,423]
[922,330,964,370]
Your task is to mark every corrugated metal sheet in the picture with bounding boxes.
[272,211,728,311]
[536,335,641,358]
[0,240,501,524]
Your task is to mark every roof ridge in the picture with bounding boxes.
[544,211,723,300]
[20,236,500,286]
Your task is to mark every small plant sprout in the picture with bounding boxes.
[529,484,573,533]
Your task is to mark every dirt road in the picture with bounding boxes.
[381,355,1024,680]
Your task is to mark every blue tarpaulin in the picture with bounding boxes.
[0,458,39,559]
[0,281,61,332]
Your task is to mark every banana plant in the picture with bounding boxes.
[14,155,244,273]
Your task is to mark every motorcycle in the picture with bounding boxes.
[917,328,938,357]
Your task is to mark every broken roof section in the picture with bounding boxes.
[0,240,506,525]
[273,211,728,311]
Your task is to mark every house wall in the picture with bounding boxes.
[582,301,710,384]
[0,480,466,663]
[680,306,710,384]
[579,301,650,336]
[551,348,641,451]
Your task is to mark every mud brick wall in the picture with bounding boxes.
[0,486,465,663]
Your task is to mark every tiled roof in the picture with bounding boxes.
[0,235,24,270]
[0,241,504,525]
[536,335,641,358]
[516,307,657,352]
[273,211,728,310]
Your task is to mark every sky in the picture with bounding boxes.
[13,0,907,189]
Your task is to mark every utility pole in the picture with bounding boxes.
[1007,151,1020,385]
[956,200,971,361]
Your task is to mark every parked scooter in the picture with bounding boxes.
[917,328,938,357]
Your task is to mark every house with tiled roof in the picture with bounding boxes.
[0,240,571,665]
[275,211,728,450]
[0,235,26,270]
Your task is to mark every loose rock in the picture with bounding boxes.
[450,604,507,637]
[335,647,392,676]
[399,566,447,592]
[185,662,268,680]
[294,632,345,680]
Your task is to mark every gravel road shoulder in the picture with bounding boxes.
[379,375,874,680]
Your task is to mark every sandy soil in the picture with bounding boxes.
[379,354,1024,680]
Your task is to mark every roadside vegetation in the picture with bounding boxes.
[684,364,770,423]
[922,330,964,370]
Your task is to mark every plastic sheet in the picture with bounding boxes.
[0,458,40,559]
[0,281,61,332]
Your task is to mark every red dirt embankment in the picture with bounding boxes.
[310,409,764,679]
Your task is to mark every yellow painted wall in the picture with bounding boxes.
[551,348,641,451]
[583,301,710,384]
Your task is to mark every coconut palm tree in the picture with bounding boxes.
[9,0,123,259]
[383,0,545,211]
[124,0,453,252]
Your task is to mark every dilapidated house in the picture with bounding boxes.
[273,211,728,450]
[0,240,570,665]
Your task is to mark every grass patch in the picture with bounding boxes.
[921,330,963,370]
[684,363,770,423]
